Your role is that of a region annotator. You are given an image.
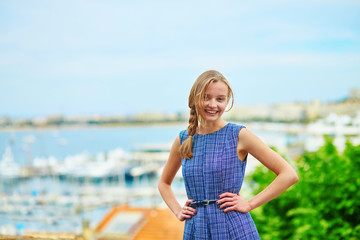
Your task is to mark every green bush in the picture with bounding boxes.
[247,137,360,240]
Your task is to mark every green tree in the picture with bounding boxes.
[247,137,360,239]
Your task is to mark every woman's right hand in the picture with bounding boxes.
[176,199,196,221]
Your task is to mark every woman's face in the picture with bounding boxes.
[198,81,229,123]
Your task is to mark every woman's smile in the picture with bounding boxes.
[205,109,219,114]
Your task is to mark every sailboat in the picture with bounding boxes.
[0,146,21,179]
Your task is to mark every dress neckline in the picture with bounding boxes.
[195,122,229,136]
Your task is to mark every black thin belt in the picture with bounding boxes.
[190,199,217,208]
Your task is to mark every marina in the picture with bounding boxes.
[0,124,187,236]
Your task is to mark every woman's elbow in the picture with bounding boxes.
[158,180,169,192]
[290,171,299,184]
[282,168,299,185]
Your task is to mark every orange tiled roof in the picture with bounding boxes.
[96,205,184,240]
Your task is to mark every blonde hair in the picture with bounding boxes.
[180,70,234,159]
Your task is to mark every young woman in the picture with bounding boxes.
[158,70,299,239]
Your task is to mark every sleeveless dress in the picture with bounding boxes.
[179,123,260,240]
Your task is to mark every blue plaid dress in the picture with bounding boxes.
[180,123,260,239]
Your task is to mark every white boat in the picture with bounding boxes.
[53,148,129,179]
[127,143,178,178]
[0,146,21,179]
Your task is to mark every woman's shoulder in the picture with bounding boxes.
[179,129,188,136]
[222,122,246,142]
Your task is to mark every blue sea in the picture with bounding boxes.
[0,124,187,166]
[0,123,305,165]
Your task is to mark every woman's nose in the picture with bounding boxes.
[208,99,216,107]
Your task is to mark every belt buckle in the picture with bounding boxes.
[203,200,209,206]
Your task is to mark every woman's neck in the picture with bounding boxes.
[197,120,227,135]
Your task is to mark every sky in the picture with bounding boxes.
[0,0,359,118]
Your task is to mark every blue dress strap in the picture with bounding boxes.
[179,129,189,145]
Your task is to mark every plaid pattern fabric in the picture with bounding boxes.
[180,123,260,240]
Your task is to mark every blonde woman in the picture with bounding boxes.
[158,70,298,239]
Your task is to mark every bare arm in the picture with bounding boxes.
[218,128,299,212]
[158,135,196,220]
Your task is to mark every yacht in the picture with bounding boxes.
[0,146,21,179]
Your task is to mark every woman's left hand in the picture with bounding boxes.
[217,192,252,213]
